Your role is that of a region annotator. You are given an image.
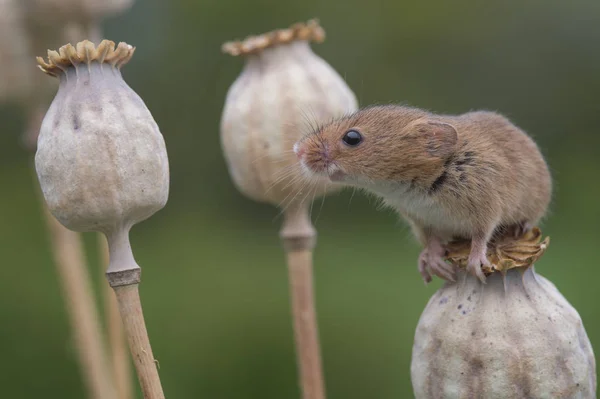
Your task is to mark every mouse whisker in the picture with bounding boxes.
[267,165,295,182]
[251,149,297,165]
[309,178,319,219]
[298,179,319,213]
[276,188,305,217]
[264,172,299,196]
[348,187,358,209]
[314,182,328,225]
[269,163,298,180]
[250,152,281,164]
[268,170,297,189]
[252,150,276,163]
[278,173,305,191]
[277,178,309,209]
[302,105,322,132]
[279,176,317,213]
[298,107,319,134]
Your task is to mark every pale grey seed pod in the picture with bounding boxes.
[35,40,169,272]
[412,266,596,398]
[220,20,358,206]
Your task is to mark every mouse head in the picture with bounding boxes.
[293,105,458,185]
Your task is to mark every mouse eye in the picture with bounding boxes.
[342,130,362,146]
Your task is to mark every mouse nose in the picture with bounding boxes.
[293,142,305,159]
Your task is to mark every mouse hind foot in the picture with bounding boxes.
[466,235,491,283]
[418,237,456,284]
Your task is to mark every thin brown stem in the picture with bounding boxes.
[107,269,165,399]
[280,203,325,399]
[37,195,116,399]
[98,234,133,399]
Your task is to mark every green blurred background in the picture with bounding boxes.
[1,0,600,397]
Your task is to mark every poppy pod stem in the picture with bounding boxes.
[280,202,325,399]
[102,228,164,399]
[98,233,133,399]
[105,263,164,399]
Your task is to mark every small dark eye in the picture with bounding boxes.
[342,130,362,146]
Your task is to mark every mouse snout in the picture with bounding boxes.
[293,142,305,159]
[294,138,335,178]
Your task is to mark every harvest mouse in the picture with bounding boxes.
[293,105,552,283]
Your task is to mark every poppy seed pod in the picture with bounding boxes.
[411,230,596,398]
[220,19,358,207]
[35,40,169,272]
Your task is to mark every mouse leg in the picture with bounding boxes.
[405,219,456,283]
[466,232,492,283]
[418,235,456,284]
[514,221,533,238]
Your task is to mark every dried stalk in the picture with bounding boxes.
[106,268,165,399]
[34,176,116,399]
[98,234,133,399]
[280,203,325,399]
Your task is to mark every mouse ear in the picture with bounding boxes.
[414,121,458,157]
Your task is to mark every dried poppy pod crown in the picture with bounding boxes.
[221,19,325,56]
[220,19,358,207]
[37,40,135,76]
[412,229,596,398]
[444,227,550,274]
[35,40,169,264]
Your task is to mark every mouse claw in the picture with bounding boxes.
[418,256,433,284]
[431,259,456,283]
[418,248,456,283]
[467,254,489,284]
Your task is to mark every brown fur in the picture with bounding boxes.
[295,104,552,282]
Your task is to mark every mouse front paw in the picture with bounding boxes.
[418,245,456,284]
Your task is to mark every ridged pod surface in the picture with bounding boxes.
[220,20,358,206]
[412,267,596,398]
[35,40,169,244]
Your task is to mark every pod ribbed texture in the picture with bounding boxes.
[220,21,358,206]
[35,40,169,233]
[411,268,596,399]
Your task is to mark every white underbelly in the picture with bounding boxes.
[383,191,472,238]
